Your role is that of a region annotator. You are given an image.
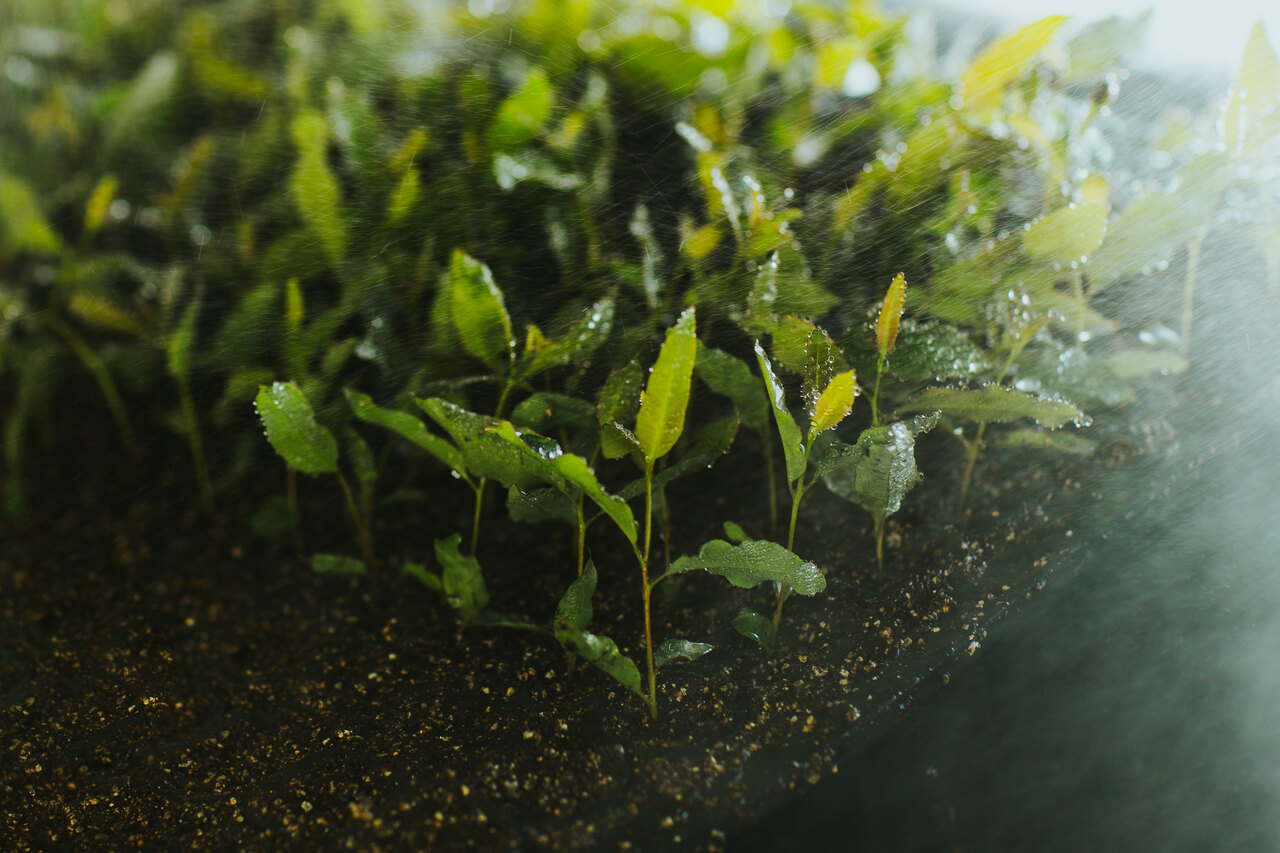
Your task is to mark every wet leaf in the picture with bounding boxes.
[654,639,713,669]
[519,298,615,378]
[1064,12,1152,81]
[447,249,515,369]
[1223,22,1280,156]
[875,273,907,357]
[255,382,339,475]
[507,485,577,525]
[668,538,825,596]
[418,398,543,490]
[309,553,367,575]
[1105,349,1189,380]
[823,414,939,524]
[555,563,643,696]
[490,67,553,154]
[696,344,768,432]
[732,607,774,648]
[810,369,858,438]
[997,429,1096,455]
[636,307,697,464]
[435,533,490,624]
[884,320,991,381]
[961,16,1068,114]
[344,389,468,479]
[598,360,645,427]
[899,385,1086,429]
[1023,203,1108,263]
[754,343,806,484]
[290,109,346,268]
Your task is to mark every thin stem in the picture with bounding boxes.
[873,517,885,573]
[641,462,658,720]
[469,480,485,556]
[176,373,214,513]
[55,320,141,463]
[337,473,373,566]
[771,481,805,634]
[871,353,885,426]
[958,421,987,507]
[1181,227,1207,356]
[575,499,585,578]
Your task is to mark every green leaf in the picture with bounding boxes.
[1105,349,1190,380]
[166,298,200,380]
[882,320,991,381]
[653,639,713,669]
[417,398,543,490]
[344,427,377,497]
[554,563,643,696]
[618,412,739,500]
[435,533,490,624]
[67,292,146,337]
[255,382,339,475]
[487,421,637,544]
[696,344,768,432]
[511,392,598,452]
[490,67,554,154]
[598,360,645,426]
[309,553,367,575]
[290,109,346,268]
[1088,151,1226,290]
[723,521,748,543]
[732,607,774,648]
[345,389,469,479]
[403,562,443,592]
[996,429,1096,455]
[754,342,806,485]
[668,538,825,596]
[875,273,907,357]
[518,298,615,378]
[1224,22,1280,156]
[636,306,698,464]
[1064,12,1152,81]
[961,16,1068,114]
[822,414,939,524]
[898,385,1086,429]
[507,485,577,525]
[447,249,515,369]
[1022,203,1108,263]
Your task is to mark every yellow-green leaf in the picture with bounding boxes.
[290,109,346,268]
[810,369,858,438]
[83,175,118,237]
[1023,203,1108,263]
[635,306,697,464]
[961,16,1068,114]
[1223,21,1280,156]
[875,273,906,357]
[446,249,514,369]
[490,67,553,154]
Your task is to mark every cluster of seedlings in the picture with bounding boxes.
[2,0,1274,716]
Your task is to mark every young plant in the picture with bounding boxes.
[255,381,374,568]
[754,341,856,635]
[870,273,906,426]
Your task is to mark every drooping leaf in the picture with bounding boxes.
[417,398,543,489]
[823,414,939,523]
[435,533,490,624]
[696,344,768,432]
[754,342,806,484]
[554,563,643,696]
[960,16,1068,114]
[344,389,469,479]
[490,67,554,153]
[309,553,367,575]
[507,485,577,525]
[668,538,825,596]
[732,607,774,648]
[518,298,615,379]
[487,420,637,544]
[810,369,858,438]
[875,273,907,357]
[403,561,443,592]
[255,382,339,475]
[289,109,346,268]
[996,429,1096,455]
[1022,203,1108,263]
[898,385,1086,429]
[635,306,697,464]
[446,249,515,369]
[653,638,714,669]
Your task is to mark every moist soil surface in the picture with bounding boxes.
[0,396,1158,852]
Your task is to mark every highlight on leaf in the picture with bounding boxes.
[875,273,906,357]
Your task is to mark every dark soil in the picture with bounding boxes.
[0,394,1149,851]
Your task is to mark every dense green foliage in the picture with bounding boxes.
[2,0,1275,716]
